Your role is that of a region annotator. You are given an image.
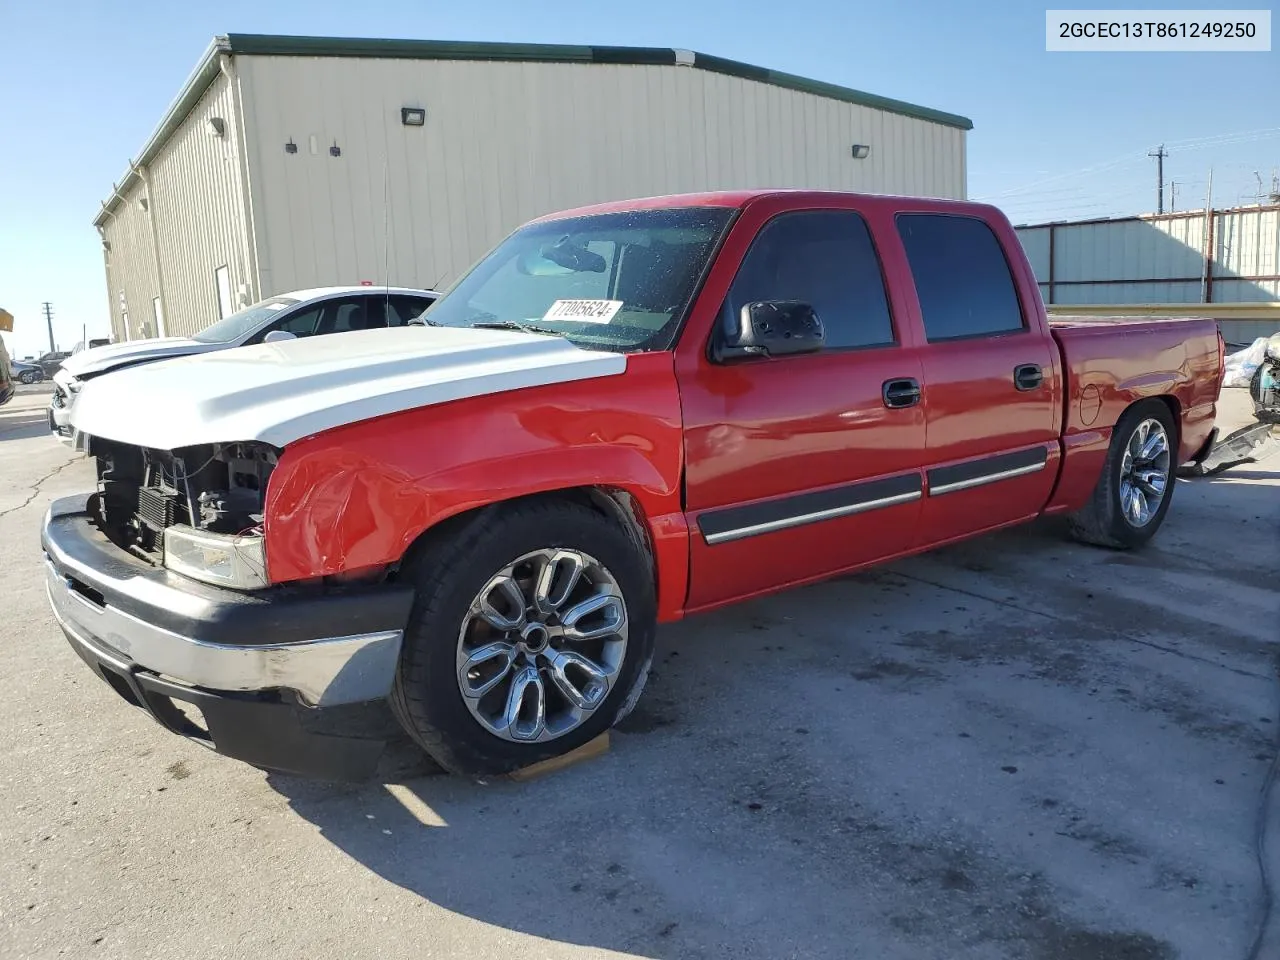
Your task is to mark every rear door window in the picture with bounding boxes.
[896,214,1025,341]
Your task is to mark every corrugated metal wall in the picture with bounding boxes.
[1017,206,1280,307]
[146,71,255,337]
[237,55,966,294]
[98,71,253,340]
[99,182,159,342]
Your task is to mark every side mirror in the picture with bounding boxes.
[712,301,824,363]
[263,330,297,344]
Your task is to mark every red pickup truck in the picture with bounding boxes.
[43,191,1224,779]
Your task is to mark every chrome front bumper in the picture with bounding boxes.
[42,495,415,708]
[45,559,402,707]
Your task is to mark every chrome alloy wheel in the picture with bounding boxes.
[455,549,629,743]
[1118,417,1171,528]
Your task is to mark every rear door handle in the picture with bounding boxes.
[882,377,921,409]
[1014,364,1044,391]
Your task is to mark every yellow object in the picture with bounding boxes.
[0,309,12,332]
[507,732,610,781]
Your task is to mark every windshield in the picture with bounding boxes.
[192,297,300,344]
[425,207,736,352]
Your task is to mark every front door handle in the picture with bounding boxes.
[1014,364,1044,391]
[882,377,921,409]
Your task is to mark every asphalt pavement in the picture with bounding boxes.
[2,383,1277,960]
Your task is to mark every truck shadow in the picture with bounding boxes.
[264,463,1276,959]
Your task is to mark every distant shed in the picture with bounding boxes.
[1015,205,1280,344]
[94,34,971,341]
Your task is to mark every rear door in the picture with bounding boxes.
[895,212,1061,546]
[678,202,928,610]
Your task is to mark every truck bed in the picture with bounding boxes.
[1042,314,1223,513]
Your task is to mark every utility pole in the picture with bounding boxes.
[1148,144,1168,213]
[41,302,54,354]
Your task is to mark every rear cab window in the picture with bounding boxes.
[896,214,1025,341]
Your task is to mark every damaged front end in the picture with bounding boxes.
[88,437,278,589]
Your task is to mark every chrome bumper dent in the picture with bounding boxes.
[45,557,403,708]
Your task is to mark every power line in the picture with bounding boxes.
[972,126,1280,202]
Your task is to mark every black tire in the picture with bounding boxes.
[19,371,35,384]
[389,498,656,777]
[1067,399,1177,549]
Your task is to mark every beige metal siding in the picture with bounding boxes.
[146,70,254,337]
[99,183,160,341]
[1017,206,1280,307]
[238,56,966,294]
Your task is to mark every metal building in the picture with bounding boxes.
[95,34,971,341]
[1015,205,1280,344]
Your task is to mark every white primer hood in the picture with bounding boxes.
[70,327,627,450]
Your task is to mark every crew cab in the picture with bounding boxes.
[48,286,438,444]
[42,191,1225,779]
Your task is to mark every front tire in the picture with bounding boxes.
[1067,400,1177,549]
[19,371,36,384]
[390,499,655,777]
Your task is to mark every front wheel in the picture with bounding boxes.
[19,371,36,384]
[1067,400,1177,549]
[390,499,655,777]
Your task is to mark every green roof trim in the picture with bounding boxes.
[96,33,971,226]
[690,52,972,131]
[221,34,972,130]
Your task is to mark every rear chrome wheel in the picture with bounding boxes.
[1067,399,1177,550]
[457,549,628,743]
[1118,418,1171,528]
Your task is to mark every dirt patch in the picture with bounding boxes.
[849,658,942,684]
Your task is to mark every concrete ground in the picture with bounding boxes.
[2,383,1277,960]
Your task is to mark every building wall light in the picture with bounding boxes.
[851,144,871,160]
[401,107,426,127]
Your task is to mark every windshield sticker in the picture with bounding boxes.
[542,299,624,324]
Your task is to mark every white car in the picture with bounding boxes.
[50,286,439,444]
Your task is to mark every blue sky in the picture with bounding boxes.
[0,0,1276,357]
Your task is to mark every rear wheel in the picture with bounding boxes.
[1067,400,1177,549]
[390,499,655,776]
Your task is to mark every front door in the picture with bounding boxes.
[894,212,1061,547]
[678,206,928,611]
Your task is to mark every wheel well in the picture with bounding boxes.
[1111,395,1181,464]
[395,486,657,581]
[1147,395,1182,455]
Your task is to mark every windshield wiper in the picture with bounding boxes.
[469,319,562,337]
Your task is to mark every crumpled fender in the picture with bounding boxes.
[263,352,690,619]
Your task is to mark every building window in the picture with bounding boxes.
[152,297,165,336]
[214,265,233,319]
